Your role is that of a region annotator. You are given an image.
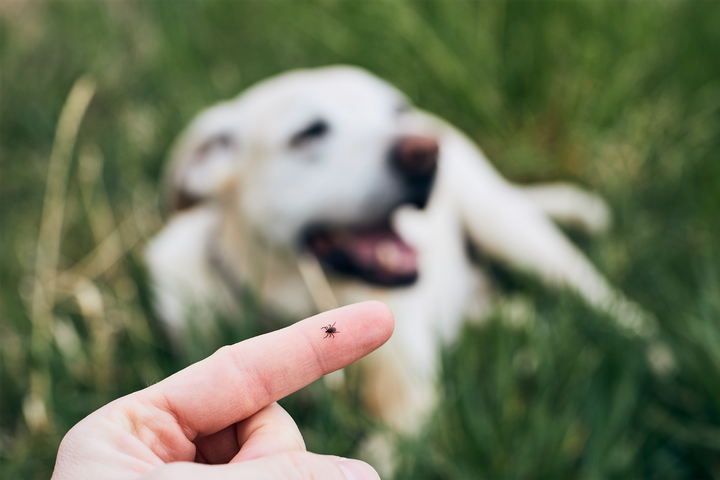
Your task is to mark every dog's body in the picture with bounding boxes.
[146,66,654,433]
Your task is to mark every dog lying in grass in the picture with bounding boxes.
[146,65,656,435]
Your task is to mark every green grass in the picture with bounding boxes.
[2,1,720,478]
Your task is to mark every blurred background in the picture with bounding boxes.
[2,1,720,478]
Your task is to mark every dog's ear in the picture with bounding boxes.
[164,102,240,212]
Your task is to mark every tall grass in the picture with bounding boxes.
[2,1,720,478]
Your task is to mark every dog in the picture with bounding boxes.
[145,65,656,435]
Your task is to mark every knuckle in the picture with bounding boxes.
[277,426,307,452]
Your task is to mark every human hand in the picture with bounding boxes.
[51,301,394,480]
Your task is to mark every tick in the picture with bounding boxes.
[322,322,339,338]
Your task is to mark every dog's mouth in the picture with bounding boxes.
[303,223,418,286]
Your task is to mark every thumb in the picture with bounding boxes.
[143,452,380,480]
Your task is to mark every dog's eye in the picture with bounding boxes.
[290,120,329,147]
[395,102,412,116]
[197,133,235,157]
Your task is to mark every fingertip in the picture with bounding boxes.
[355,300,395,342]
[306,301,394,374]
[333,457,381,480]
[314,301,394,347]
[365,300,395,327]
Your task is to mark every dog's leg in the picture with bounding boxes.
[439,130,657,338]
[519,182,611,236]
[145,206,236,350]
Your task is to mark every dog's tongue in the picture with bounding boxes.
[343,230,417,275]
[306,226,418,286]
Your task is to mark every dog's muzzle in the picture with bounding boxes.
[304,135,438,287]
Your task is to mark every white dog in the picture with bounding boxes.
[146,65,656,434]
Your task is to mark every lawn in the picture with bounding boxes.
[2,1,720,478]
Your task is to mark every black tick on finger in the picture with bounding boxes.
[322,322,339,339]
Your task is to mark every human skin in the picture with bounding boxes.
[51,301,394,480]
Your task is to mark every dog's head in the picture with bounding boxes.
[166,66,439,286]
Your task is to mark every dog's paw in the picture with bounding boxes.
[522,182,613,236]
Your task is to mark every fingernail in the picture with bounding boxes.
[334,457,381,480]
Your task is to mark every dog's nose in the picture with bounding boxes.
[391,135,439,178]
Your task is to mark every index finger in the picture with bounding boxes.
[143,301,393,439]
